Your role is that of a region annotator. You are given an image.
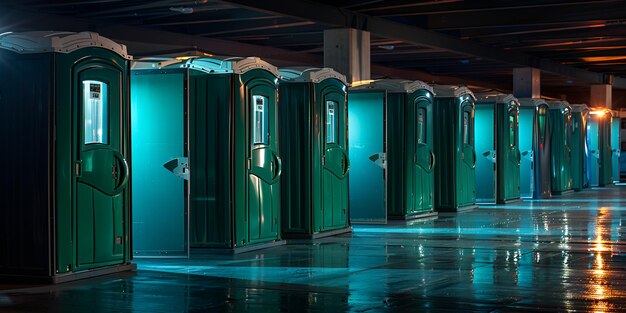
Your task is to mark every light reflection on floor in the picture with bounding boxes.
[2,186,626,312]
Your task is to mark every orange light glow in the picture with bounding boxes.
[581,56,626,63]
[350,80,377,87]
[589,109,609,118]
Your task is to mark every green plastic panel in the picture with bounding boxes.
[131,72,186,257]
[588,118,601,186]
[433,96,476,211]
[189,68,281,249]
[497,103,520,202]
[548,108,573,193]
[348,92,386,223]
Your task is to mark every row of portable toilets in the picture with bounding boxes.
[0,32,621,283]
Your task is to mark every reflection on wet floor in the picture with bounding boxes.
[3,186,626,312]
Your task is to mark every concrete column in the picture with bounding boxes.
[590,84,612,108]
[513,67,541,98]
[324,28,370,84]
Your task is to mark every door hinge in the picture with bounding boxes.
[322,156,326,166]
[247,158,252,170]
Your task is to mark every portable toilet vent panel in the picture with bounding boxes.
[279,68,351,239]
[571,104,590,191]
[611,112,621,183]
[131,60,189,257]
[0,31,133,283]
[348,80,437,223]
[547,100,574,195]
[587,108,614,186]
[432,85,478,212]
[474,93,521,204]
[518,98,552,199]
[181,57,284,251]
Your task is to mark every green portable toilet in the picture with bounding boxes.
[278,68,352,239]
[432,85,478,212]
[180,57,284,252]
[348,80,437,222]
[611,111,621,183]
[474,93,521,204]
[0,32,134,282]
[587,108,613,186]
[571,104,590,191]
[130,59,190,257]
[518,98,552,199]
[547,100,574,195]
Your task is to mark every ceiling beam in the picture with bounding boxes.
[0,5,506,89]
[217,0,626,89]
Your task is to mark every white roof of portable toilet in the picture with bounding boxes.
[0,31,130,59]
[476,93,519,106]
[279,67,347,85]
[350,79,433,94]
[182,56,279,77]
[431,85,475,99]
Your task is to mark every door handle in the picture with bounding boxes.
[273,154,282,181]
[472,149,477,169]
[112,162,119,180]
[429,150,436,171]
[111,150,129,195]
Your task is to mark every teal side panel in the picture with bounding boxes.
[131,72,186,256]
[588,119,600,186]
[189,74,232,247]
[612,116,620,182]
[386,94,406,217]
[278,82,313,235]
[519,108,535,198]
[348,92,386,223]
[474,104,496,203]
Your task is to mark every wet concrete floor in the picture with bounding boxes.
[2,186,626,312]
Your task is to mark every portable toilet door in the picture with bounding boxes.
[547,101,574,195]
[348,80,437,222]
[182,57,284,251]
[432,85,478,212]
[474,93,521,204]
[518,98,552,199]
[0,31,133,283]
[571,104,589,191]
[130,60,189,257]
[611,112,621,183]
[588,108,613,186]
[278,68,351,239]
[497,97,521,203]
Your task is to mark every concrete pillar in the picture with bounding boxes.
[324,28,370,84]
[590,84,612,108]
[513,67,541,98]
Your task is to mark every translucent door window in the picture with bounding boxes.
[83,80,108,145]
[326,101,338,144]
[463,111,470,144]
[508,113,516,147]
[252,95,268,145]
[417,108,426,144]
